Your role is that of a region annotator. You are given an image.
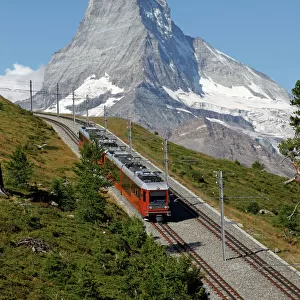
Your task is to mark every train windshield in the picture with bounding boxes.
[150,191,167,207]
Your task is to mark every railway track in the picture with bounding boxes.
[172,189,300,300]
[37,115,80,145]
[152,222,243,300]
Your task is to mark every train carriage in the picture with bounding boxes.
[78,126,171,222]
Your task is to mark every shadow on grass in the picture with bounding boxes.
[4,186,53,203]
[28,186,53,203]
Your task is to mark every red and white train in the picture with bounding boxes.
[79,125,171,222]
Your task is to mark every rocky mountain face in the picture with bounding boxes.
[19,0,294,176]
[171,117,294,176]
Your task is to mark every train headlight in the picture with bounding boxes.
[164,206,169,209]
[148,206,153,210]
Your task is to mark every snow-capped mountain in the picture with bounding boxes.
[19,0,294,175]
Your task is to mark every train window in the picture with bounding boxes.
[150,191,166,207]
[143,191,146,202]
[131,181,141,199]
[122,173,131,195]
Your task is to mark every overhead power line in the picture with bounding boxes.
[0,79,44,85]
[0,86,86,99]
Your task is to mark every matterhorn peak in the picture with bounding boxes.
[22,0,293,176]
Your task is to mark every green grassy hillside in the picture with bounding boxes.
[0,96,77,188]
[0,99,207,299]
[90,116,300,268]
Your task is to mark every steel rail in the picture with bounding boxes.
[37,115,79,145]
[152,222,243,300]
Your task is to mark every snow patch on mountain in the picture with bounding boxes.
[164,75,294,140]
[141,0,172,39]
[45,74,124,115]
[153,8,172,37]
[175,107,197,117]
[87,96,124,116]
[74,73,124,98]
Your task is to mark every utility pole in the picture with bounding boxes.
[29,80,33,112]
[86,94,89,126]
[164,139,168,185]
[72,88,75,126]
[128,118,132,155]
[104,105,107,134]
[218,170,226,261]
[56,83,59,118]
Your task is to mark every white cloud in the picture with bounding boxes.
[0,63,45,102]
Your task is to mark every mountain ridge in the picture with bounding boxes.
[17,0,294,175]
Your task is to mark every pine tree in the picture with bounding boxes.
[278,80,300,227]
[74,140,110,223]
[289,80,300,132]
[278,80,300,178]
[6,146,33,189]
[51,177,76,211]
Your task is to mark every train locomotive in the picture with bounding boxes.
[79,125,171,222]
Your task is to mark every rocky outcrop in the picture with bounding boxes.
[171,117,294,177]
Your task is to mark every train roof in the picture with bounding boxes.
[79,126,168,189]
[106,151,167,190]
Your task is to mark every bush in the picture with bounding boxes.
[252,160,265,171]
[51,178,76,211]
[247,202,260,214]
[275,205,300,232]
[108,217,146,249]
[26,216,43,230]
[0,102,4,110]
[179,170,187,177]
[189,170,206,183]
[121,217,147,249]
[234,160,241,166]
[43,250,73,286]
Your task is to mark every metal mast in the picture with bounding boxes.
[56,83,59,118]
[30,80,33,112]
[128,118,132,154]
[86,94,89,125]
[164,139,168,185]
[72,88,75,126]
[104,105,107,134]
[218,170,226,261]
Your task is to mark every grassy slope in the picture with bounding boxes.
[90,116,300,269]
[0,100,207,299]
[0,96,78,187]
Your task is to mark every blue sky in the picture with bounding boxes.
[0,0,299,95]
